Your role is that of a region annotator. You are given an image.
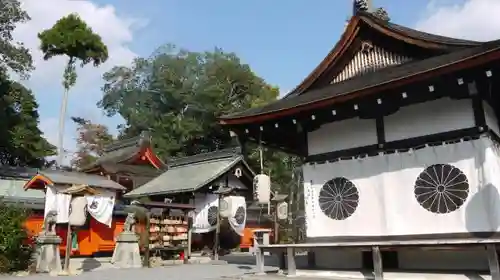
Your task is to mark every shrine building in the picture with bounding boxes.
[220,1,500,277]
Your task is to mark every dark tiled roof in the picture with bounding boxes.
[98,163,162,177]
[361,12,481,47]
[38,169,127,191]
[0,196,128,214]
[81,131,165,171]
[281,12,481,100]
[0,178,45,200]
[0,196,45,210]
[134,201,195,210]
[125,148,252,197]
[168,147,242,168]
[0,166,38,180]
[221,39,500,120]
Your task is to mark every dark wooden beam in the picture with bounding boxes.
[376,117,385,146]
[306,127,482,163]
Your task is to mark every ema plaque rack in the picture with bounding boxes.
[148,213,189,249]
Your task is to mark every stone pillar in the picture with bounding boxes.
[111,232,142,268]
[35,234,62,273]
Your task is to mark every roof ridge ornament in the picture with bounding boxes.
[353,0,371,14]
[353,0,390,22]
[372,7,390,22]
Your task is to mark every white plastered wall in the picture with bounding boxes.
[306,98,476,156]
[484,101,500,136]
[307,118,377,155]
[384,98,475,142]
[303,137,500,238]
[302,97,491,272]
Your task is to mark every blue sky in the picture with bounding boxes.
[99,0,429,93]
[13,0,497,163]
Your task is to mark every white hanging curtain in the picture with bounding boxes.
[44,186,71,224]
[190,193,219,234]
[85,189,116,227]
[303,137,500,239]
[227,196,246,236]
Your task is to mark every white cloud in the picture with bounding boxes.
[415,0,500,41]
[12,0,147,165]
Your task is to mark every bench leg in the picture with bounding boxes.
[255,247,265,275]
[372,246,384,280]
[278,251,286,270]
[286,247,296,277]
[307,251,316,269]
[486,244,500,280]
[183,247,189,264]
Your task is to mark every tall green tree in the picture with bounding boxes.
[0,0,54,167]
[0,0,34,77]
[100,45,277,156]
[0,73,56,167]
[99,44,300,192]
[38,13,109,165]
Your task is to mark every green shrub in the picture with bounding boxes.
[0,202,33,273]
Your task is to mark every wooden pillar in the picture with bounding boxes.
[372,246,384,280]
[63,194,74,273]
[186,212,192,261]
[486,244,500,280]
[144,212,151,268]
[184,210,191,264]
[286,247,296,276]
[63,222,72,272]
[213,193,221,260]
[273,203,279,244]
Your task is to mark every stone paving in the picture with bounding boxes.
[0,254,281,280]
[2,253,488,280]
[2,263,279,280]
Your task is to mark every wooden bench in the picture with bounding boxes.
[254,238,500,280]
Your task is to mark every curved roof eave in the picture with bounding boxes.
[220,41,500,126]
[283,12,482,99]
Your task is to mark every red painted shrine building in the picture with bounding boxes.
[17,131,166,256]
[220,7,500,273]
[14,132,271,256]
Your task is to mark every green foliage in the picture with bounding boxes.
[100,44,277,156]
[71,116,115,169]
[0,202,33,273]
[0,0,34,77]
[38,13,109,89]
[98,44,300,193]
[0,73,56,167]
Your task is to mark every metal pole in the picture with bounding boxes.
[57,87,69,166]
